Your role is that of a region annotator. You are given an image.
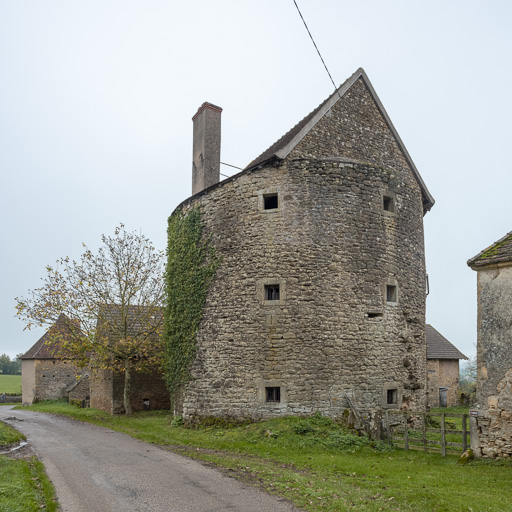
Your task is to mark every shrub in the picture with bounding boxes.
[293,421,316,435]
[324,431,369,451]
[170,415,184,427]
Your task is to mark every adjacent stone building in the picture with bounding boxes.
[21,308,170,414]
[468,231,512,458]
[168,68,435,421]
[21,314,84,405]
[89,305,170,414]
[426,324,467,408]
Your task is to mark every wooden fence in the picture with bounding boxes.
[383,410,470,457]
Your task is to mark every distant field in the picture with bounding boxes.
[0,375,21,394]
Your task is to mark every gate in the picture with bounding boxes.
[383,410,470,456]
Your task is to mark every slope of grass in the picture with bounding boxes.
[0,375,22,395]
[0,421,57,512]
[0,421,25,446]
[19,400,512,512]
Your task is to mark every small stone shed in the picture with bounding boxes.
[468,231,512,458]
[426,324,467,408]
[20,314,84,405]
[89,305,170,414]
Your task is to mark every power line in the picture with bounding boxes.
[221,162,244,171]
[220,161,244,178]
[292,0,341,99]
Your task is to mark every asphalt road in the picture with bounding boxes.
[0,407,299,512]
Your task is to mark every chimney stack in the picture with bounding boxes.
[192,102,222,195]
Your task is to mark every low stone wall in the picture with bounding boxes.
[472,410,512,458]
[1,394,22,403]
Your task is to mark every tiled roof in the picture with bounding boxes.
[96,304,163,339]
[244,67,434,212]
[21,314,80,360]
[426,324,468,360]
[467,231,512,268]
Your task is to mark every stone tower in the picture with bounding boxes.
[168,68,434,421]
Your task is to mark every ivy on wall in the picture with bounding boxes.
[163,208,220,410]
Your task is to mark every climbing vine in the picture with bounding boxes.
[163,208,220,410]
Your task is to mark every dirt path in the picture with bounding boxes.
[0,407,299,512]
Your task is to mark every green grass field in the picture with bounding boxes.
[0,375,21,394]
[19,400,512,512]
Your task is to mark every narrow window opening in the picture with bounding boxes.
[367,312,383,320]
[386,285,397,303]
[265,284,280,301]
[265,387,281,403]
[143,398,150,411]
[52,360,56,365]
[387,389,397,405]
[383,195,394,212]
[263,193,278,210]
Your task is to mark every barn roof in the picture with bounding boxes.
[426,324,468,360]
[467,231,512,269]
[20,314,80,360]
[96,304,163,339]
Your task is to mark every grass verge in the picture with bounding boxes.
[19,400,512,512]
[0,421,57,512]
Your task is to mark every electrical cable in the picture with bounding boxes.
[292,0,341,99]
[220,161,244,178]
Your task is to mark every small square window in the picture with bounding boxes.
[387,389,397,405]
[263,193,278,210]
[265,284,280,301]
[383,195,394,212]
[386,285,397,303]
[266,387,281,403]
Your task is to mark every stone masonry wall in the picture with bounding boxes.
[90,368,113,413]
[472,265,512,458]
[34,359,81,401]
[91,368,170,414]
[179,157,426,419]
[68,375,90,403]
[427,359,460,407]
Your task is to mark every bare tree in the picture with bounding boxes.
[16,225,165,415]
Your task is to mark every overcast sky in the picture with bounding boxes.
[1,1,511,363]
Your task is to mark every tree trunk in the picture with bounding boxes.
[124,359,132,416]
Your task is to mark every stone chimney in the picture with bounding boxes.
[192,102,222,195]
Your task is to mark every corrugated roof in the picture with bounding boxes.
[467,231,512,269]
[21,314,80,360]
[426,324,468,360]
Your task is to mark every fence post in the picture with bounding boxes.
[441,412,446,457]
[385,410,391,444]
[462,414,468,452]
[403,412,409,450]
[422,413,427,452]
